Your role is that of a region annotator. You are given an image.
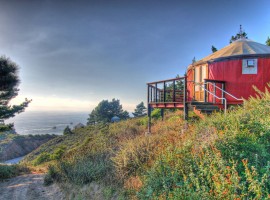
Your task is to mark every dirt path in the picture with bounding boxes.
[0,174,64,200]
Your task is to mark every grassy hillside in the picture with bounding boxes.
[24,87,270,199]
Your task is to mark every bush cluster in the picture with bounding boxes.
[29,88,270,199]
[138,88,270,199]
[0,164,29,180]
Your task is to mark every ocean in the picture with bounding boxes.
[5,111,89,135]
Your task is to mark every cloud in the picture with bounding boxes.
[10,95,96,112]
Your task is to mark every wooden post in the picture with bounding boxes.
[147,84,151,133]
[155,83,158,102]
[184,77,188,120]
[148,105,152,133]
[147,85,149,104]
[193,69,195,100]
[222,83,225,105]
[150,86,153,102]
[213,83,216,103]
[163,81,166,102]
[204,80,207,103]
[173,80,176,102]
[161,108,164,121]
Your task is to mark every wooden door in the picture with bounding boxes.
[194,65,207,101]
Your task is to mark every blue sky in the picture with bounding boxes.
[0,0,269,112]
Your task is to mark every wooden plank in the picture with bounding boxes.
[147,77,185,85]
[149,103,184,108]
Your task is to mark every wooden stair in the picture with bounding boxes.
[189,101,220,119]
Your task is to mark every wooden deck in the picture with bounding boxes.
[149,102,185,108]
[147,76,188,127]
[147,77,187,108]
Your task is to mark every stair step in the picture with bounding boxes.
[190,101,222,119]
[197,108,219,111]
[200,110,218,114]
[190,101,213,105]
[194,105,219,110]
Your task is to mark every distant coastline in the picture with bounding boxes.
[5,111,88,135]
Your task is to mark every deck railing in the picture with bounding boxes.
[203,79,243,104]
[204,79,226,104]
[147,77,186,104]
[147,76,188,132]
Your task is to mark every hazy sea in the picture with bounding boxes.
[5,111,89,135]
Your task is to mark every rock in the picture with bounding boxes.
[74,123,85,129]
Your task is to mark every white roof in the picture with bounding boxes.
[195,38,270,65]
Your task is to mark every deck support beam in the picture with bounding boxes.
[184,103,188,120]
[183,76,188,120]
[147,105,152,133]
[161,108,164,121]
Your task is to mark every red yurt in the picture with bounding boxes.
[147,37,270,124]
[187,38,270,104]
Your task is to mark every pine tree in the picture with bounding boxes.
[229,25,248,43]
[0,56,31,120]
[266,37,270,46]
[192,57,196,64]
[132,102,147,117]
[63,126,73,135]
[87,99,129,124]
[211,45,218,53]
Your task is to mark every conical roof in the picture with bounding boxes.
[194,38,270,65]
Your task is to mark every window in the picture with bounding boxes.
[247,60,255,68]
[242,59,257,74]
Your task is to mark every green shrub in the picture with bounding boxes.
[0,164,18,180]
[151,108,161,120]
[102,186,116,200]
[43,173,53,186]
[50,146,66,160]
[0,123,14,132]
[59,154,112,185]
[108,119,143,140]
[44,165,61,186]
[138,87,270,199]
[24,87,270,198]
[138,146,270,199]
[63,126,73,135]
[112,135,160,180]
[137,116,148,127]
[32,152,51,166]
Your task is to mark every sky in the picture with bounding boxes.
[0,0,269,112]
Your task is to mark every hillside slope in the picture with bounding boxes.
[24,87,270,199]
[0,133,56,162]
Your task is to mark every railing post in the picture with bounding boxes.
[147,85,149,104]
[151,85,153,102]
[184,77,188,120]
[204,80,207,103]
[213,83,216,104]
[173,80,176,102]
[163,81,166,102]
[147,84,152,133]
[222,83,225,105]
[155,83,158,102]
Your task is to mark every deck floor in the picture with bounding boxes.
[149,102,184,108]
